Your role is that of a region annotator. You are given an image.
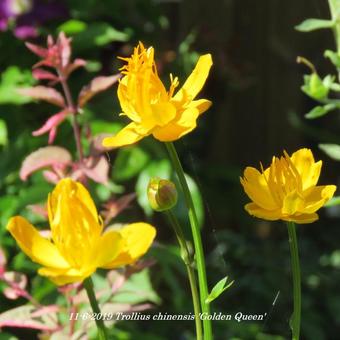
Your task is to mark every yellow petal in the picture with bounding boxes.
[282,190,305,215]
[103,222,156,268]
[150,102,177,126]
[48,179,103,267]
[102,122,146,148]
[187,99,212,115]
[95,230,124,268]
[117,76,141,123]
[302,185,336,213]
[7,216,70,269]
[173,54,213,105]
[244,203,281,221]
[290,148,322,190]
[38,267,92,286]
[241,167,278,210]
[152,107,200,141]
[48,178,98,225]
[282,213,319,224]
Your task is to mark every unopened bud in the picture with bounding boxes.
[147,177,178,212]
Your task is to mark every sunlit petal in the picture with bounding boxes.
[7,216,70,269]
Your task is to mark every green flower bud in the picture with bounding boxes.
[147,177,178,212]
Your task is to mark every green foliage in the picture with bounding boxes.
[295,18,335,32]
[0,120,8,146]
[205,276,234,303]
[113,146,150,182]
[0,66,34,105]
[319,143,340,160]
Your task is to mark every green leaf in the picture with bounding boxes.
[58,19,87,34]
[0,119,8,146]
[90,120,122,135]
[73,22,129,50]
[325,196,340,207]
[319,143,340,160]
[205,276,234,304]
[295,18,335,32]
[112,269,161,305]
[324,49,340,68]
[305,104,336,119]
[302,73,329,100]
[0,66,34,105]
[113,146,150,182]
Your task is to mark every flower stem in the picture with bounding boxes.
[165,210,203,340]
[287,221,301,340]
[57,70,84,161]
[165,142,212,340]
[83,276,108,340]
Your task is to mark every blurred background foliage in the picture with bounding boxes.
[1,0,340,339]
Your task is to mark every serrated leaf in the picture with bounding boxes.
[205,276,234,304]
[78,74,120,107]
[295,18,334,32]
[305,104,336,119]
[319,143,340,160]
[17,86,65,107]
[20,146,72,180]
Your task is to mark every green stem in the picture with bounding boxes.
[165,210,203,340]
[165,142,212,340]
[329,0,340,53]
[83,277,108,340]
[287,222,301,340]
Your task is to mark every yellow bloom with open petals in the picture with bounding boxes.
[240,148,336,224]
[6,178,156,285]
[102,42,213,148]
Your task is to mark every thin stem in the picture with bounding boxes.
[57,70,84,160]
[165,142,212,340]
[287,222,301,340]
[165,210,203,340]
[83,277,108,340]
[328,0,340,81]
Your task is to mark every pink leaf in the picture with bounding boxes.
[20,146,72,181]
[42,170,60,184]
[25,42,48,58]
[48,126,58,144]
[64,58,86,77]
[78,74,121,107]
[81,156,109,184]
[17,86,65,107]
[101,193,136,225]
[32,68,58,81]
[3,272,27,299]
[0,248,6,274]
[32,110,68,140]
[58,32,71,68]
[0,305,58,331]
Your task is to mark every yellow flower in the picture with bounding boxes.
[6,178,156,285]
[102,42,213,148]
[240,148,336,224]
